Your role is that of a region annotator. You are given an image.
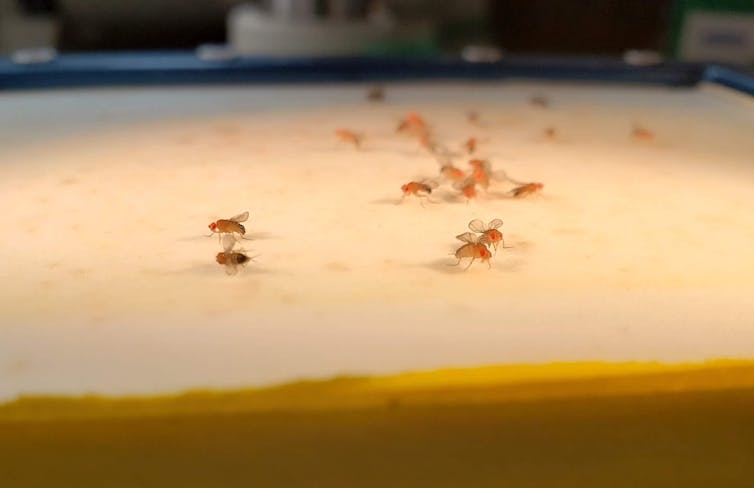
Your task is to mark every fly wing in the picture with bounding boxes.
[456,232,478,244]
[222,233,237,253]
[495,170,527,185]
[434,151,454,167]
[225,262,238,275]
[423,179,439,189]
[468,219,487,233]
[491,169,510,182]
[229,211,249,223]
[453,177,474,190]
[488,218,503,229]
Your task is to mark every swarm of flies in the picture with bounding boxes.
[329,108,545,209]
[208,211,256,275]
[393,108,545,204]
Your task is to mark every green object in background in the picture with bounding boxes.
[670,0,754,65]
[364,38,440,57]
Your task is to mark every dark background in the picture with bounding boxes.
[14,0,676,55]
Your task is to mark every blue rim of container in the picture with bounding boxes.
[0,51,752,97]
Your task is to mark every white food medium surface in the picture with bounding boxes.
[0,82,753,400]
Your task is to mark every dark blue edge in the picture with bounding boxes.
[0,51,752,97]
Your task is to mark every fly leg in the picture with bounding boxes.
[464,257,476,270]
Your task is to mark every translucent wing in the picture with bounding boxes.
[456,232,478,244]
[488,219,503,229]
[225,262,238,275]
[222,233,237,253]
[453,177,475,190]
[491,169,512,182]
[511,184,534,197]
[229,211,249,223]
[468,219,487,233]
[422,179,439,189]
[434,151,454,167]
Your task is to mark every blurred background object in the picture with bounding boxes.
[0,0,57,54]
[0,0,752,65]
[671,0,754,65]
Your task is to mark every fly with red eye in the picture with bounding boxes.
[468,218,506,254]
[451,232,493,269]
[208,211,250,242]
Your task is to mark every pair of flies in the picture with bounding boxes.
[452,218,506,270]
[208,211,255,275]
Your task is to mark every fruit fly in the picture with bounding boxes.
[439,163,466,182]
[453,177,478,202]
[529,95,550,108]
[335,129,363,148]
[510,182,544,198]
[468,159,491,190]
[208,211,249,242]
[463,137,478,154]
[366,86,384,102]
[632,124,654,141]
[419,133,439,153]
[451,232,492,270]
[397,111,428,135]
[216,234,254,275]
[468,218,505,253]
[401,180,438,202]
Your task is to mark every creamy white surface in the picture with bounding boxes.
[0,82,753,400]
